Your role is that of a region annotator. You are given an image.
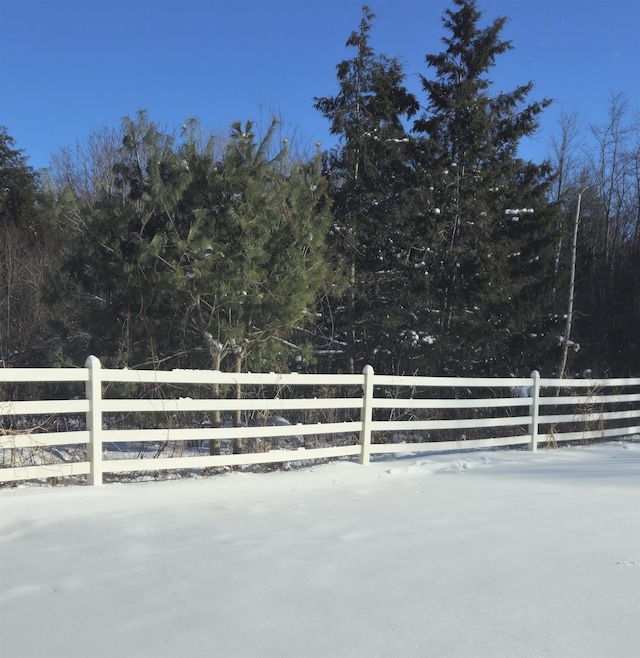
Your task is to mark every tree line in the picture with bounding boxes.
[1,0,638,378]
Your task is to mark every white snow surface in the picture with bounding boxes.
[1,441,639,658]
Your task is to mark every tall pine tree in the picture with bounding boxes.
[409,0,559,375]
[50,113,332,373]
[314,5,419,373]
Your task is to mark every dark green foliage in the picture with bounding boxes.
[313,1,560,376]
[314,5,420,373]
[50,113,332,371]
[0,128,39,231]
[0,128,53,365]
[406,0,560,375]
[4,1,636,378]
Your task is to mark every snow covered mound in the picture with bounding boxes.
[1,441,639,658]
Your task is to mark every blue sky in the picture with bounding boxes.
[1,0,638,171]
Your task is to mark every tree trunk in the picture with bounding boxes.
[557,189,586,380]
[346,261,356,374]
[205,337,223,456]
[232,346,244,454]
[192,295,225,456]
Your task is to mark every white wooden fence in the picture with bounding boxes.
[1,357,639,486]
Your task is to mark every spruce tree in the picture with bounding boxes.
[409,0,559,375]
[314,5,419,373]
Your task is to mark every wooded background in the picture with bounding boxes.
[1,2,638,377]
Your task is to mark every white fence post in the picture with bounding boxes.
[359,365,374,465]
[85,355,103,485]
[529,370,540,452]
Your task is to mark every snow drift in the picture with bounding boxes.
[1,441,639,658]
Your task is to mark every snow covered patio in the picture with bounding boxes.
[1,441,639,658]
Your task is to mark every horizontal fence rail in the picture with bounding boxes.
[1,357,639,486]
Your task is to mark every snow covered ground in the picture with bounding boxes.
[1,441,639,658]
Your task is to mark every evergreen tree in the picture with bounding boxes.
[314,5,419,373]
[178,118,333,374]
[48,113,184,366]
[0,128,52,366]
[409,0,559,375]
[49,113,332,374]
